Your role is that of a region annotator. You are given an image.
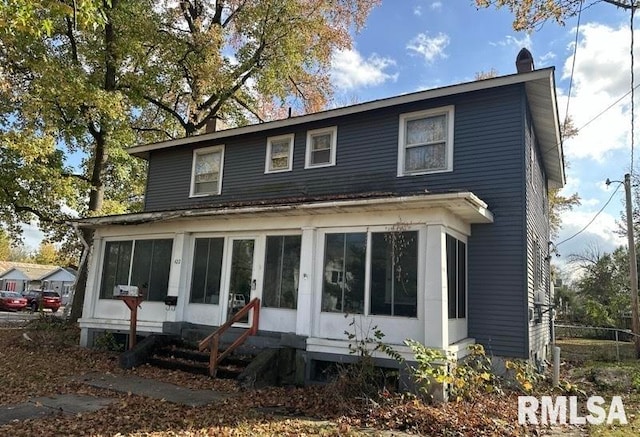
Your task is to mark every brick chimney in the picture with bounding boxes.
[516,48,534,73]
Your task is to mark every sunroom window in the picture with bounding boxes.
[321,230,419,317]
[99,239,173,301]
[263,235,301,309]
[398,106,454,176]
[370,231,418,317]
[446,234,466,319]
[190,145,224,196]
[189,238,224,304]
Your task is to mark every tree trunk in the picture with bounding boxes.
[69,227,94,322]
[69,1,117,323]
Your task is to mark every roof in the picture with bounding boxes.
[128,67,565,188]
[0,261,62,281]
[73,191,494,228]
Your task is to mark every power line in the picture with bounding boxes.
[554,182,623,248]
[564,0,583,124]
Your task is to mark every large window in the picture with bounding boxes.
[398,106,454,176]
[190,145,224,196]
[370,231,418,317]
[99,239,173,301]
[263,235,301,309]
[446,234,466,319]
[322,230,419,317]
[190,238,224,304]
[305,126,337,168]
[322,233,366,313]
[265,134,294,173]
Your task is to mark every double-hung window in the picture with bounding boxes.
[446,234,466,319]
[190,145,224,196]
[99,239,174,301]
[265,134,294,173]
[398,106,454,176]
[305,126,337,168]
[321,230,418,317]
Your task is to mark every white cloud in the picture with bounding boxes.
[490,34,532,49]
[431,1,442,10]
[558,22,638,162]
[331,49,398,90]
[555,209,625,258]
[407,32,450,63]
[413,6,422,16]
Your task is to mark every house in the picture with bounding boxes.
[75,49,564,379]
[0,261,76,298]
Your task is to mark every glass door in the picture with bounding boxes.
[226,239,255,323]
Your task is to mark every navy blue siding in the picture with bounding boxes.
[144,84,534,358]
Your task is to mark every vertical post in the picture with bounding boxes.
[129,302,138,350]
[615,329,620,362]
[624,173,640,358]
[553,346,560,387]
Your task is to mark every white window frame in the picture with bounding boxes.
[265,134,294,173]
[305,126,337,169]
[190,145,224,197]
[397,106,454,176]
[317,225,421,318]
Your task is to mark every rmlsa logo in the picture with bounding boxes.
[518,396,627,425]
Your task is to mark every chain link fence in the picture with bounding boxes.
[555,324,639,361]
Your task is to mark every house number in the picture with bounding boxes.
[174,259,181,264]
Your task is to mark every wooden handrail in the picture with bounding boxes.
[198,297,260,377]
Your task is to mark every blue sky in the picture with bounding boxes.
[21,0,636,281]
[326,0,637,280]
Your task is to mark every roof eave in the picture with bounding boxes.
[73,192,494,228]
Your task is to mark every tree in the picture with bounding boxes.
[475,0,636,31]
[568,245,631,328]
[34,242,60,265]
[1,0,380,321]
[0,229,11,260]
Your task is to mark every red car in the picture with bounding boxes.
[22,289,62,313]
[0,291,28,312]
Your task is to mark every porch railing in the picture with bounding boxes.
[198,297,260,377]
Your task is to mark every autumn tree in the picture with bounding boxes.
[0,229,10,260]
[475,0,636,31]
[34,242,60,265]
[0,0,380,321]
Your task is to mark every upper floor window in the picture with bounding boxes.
[190,145,224,196]
[398,106,454,176]
[265,134,294,173]
[305,126,337,168]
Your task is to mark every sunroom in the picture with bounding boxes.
[77,192,493,360]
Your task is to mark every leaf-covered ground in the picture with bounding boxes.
[0,317,534,436]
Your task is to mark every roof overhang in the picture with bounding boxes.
[128,68,564,188]
[73,192,493,228]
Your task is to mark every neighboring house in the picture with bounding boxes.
[75,49,564,377]
[0,261,76,297]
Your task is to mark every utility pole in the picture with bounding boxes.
[624,173,640,358]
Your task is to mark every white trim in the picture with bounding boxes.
[265,134,294,173]
[189,145,224,197]
[397,106,455,177]
[305,126,337,169]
